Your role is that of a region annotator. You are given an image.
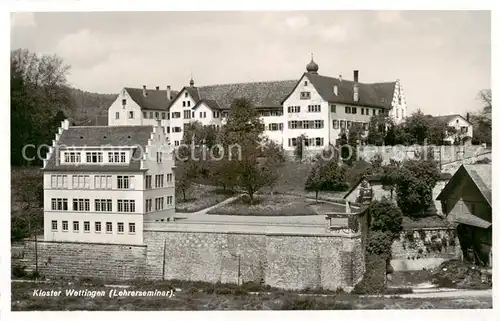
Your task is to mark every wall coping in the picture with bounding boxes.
[30,240,147,248]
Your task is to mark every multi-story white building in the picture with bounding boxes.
[108,57,408,151]
[434,114,474,145]
[42,119,175,245]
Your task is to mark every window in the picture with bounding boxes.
[73,221,79,232]
[288,138,297,147]
[51,220,57,231]
[95,199,112,212]
[192,111,195,118]
[183,110,190,119]
[315,137,324,146]
[345,107,351,114]
[95,222,102,232]
[94,175,112,189]
[64,152,81,163]
[129,111,134,119]
[166,173,173,182]
[340,120,346,129]
[117,176,131,189]
[279,123,283,131]
[155,174,164,188]
[149,112,153,118]
[117,222,124,233]
[108,152,126,163]
[289,120,298,129]
[106,222,112,233]
[330,105,336,113]
[84,221,90,232]
[182,101,186,107]
[314,120,324,129]
[308,105,321,113]
[72,175,90,189]
[184,92,188,98]
[188,101,191,107]
[72,198,90,211]
[51,198,68,211]
[157,152,163,163]
[372,109,376,116]
[304,80,308,86]
[155,197,164,210]
[461,126,468,134]
[351,107,357,114]
[161,112,166,119]
[172,127,182,133]
[145,175,152,189]
[288,106,300,113]
[213,111,220,118]
[171,112,181,119]
[143,111,148,118]
[166,196,173,205]
[62,221,68,231]
[398,96,402,104]
[347,121,352,129]
[129,223,136,234]
[51,175,68,188]
[115,112,120,119]
[122,99,126,106]
[155,112,159,119]
[174,140,180,146]
[86,152,103,163]
[300,92,311,99]
[117,200,136,213]
[166,127,170,133]
[378,109,382,115]
[146,199,153,212]
[361,108,364,115]
[333,120,339,129]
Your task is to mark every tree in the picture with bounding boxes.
[366,114,389,146]
[346,122,364,164]
[294,134,308,162]
[305,157,326,201]
[380,160,400,201]
[346,159,373,187]
[11,49,74,166]
[478,89,492,114]
[394,159,440,216]
[368,199,403,236]
[174,143,199,202]
[217,98,284,204]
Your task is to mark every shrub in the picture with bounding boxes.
[12,265,27,278]
[353,254,387,294]
[368,200,404,235]
[366,231,394,258]
[280,297,353,310]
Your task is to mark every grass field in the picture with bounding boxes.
[175,184,235,213]
[206,194,345,216]
[11,280,492,311]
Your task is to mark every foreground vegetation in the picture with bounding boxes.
[175,184,235,213]
[11,280,491,311]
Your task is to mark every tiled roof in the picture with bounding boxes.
[304,73,396,109]
[463,164,492,206]
[174,80,298,110]
[433,114,471,125]
[44,125,154,172]
[125,87,179,111]
[192,99,222,111]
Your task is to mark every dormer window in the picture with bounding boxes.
[380,98,385,103]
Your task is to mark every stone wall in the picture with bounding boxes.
[144,230,364,291]
[391,228,462,271]
[22,241,147,281]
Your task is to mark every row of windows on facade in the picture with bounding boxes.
[51,220,136,234]
[145,196,174,212]
[298,88,399,105]
[288,105,386,116]
[63,151,164,164]
[288,137,325,147]
[116,110,228,121]
[63,151,127,164]
[50,174,173,189]
[288,119,370,131]
[51,198,137,212]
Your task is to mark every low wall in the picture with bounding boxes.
[391,228,462,271]
[23,241,147,281]
[144,228,364,291]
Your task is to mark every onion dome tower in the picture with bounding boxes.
[306,53,319,74]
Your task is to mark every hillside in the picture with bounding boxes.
[66,87,116,126]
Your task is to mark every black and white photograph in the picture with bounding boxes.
[4,2,496,318]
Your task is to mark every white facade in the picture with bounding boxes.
[387,80,407,125]
[43,121,175,245]
[443,115,474,144]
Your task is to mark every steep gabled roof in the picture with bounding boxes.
[433,114,472,126]
[192,99,222,111]
[282,73,396,109]
[172,80,297,111]
[449,199,491,228]
[436,164,492,207]
[43,125,154,172]
[125,87,179,111]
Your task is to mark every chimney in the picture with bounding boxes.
[466,112,470,122]
[339,74,342,82]
[333,85,338,96]
[142,85,147,97]
[156,86,160,91]
[166,85,171,100]
[353,70,359,102]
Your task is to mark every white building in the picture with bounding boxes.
[109,57,407,151]
[42,120,175,245]
[434,114,474,145]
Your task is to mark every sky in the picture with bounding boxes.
[10,11,491,115]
